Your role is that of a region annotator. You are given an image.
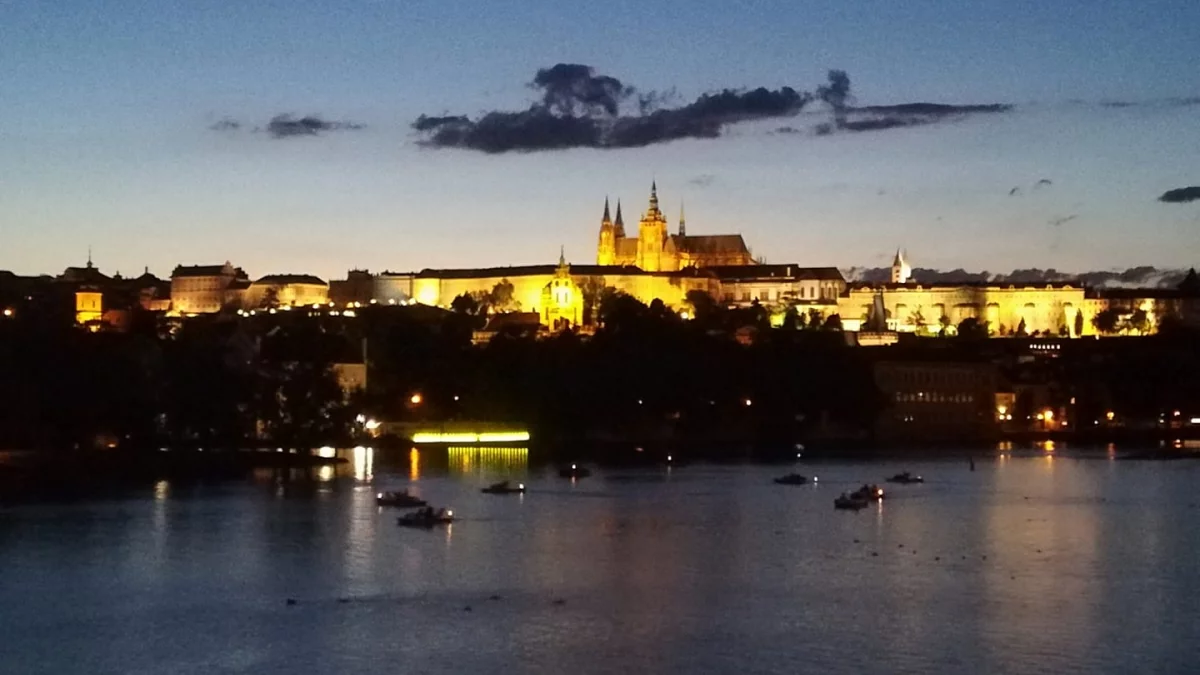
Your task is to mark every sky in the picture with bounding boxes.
[2,0,1199,280]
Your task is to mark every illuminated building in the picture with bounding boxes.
[170,262,249,314]
[242,274,329,308]
[596,183,755,270]
[74,288,103,327]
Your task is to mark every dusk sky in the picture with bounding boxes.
[3,0,1199,280]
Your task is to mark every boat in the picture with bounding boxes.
[851,484,885,501]
[397,507,454,528]
[558,463,592,479]
[773,473,808,485]
[376,490,427,508]
[481,480,526,494]
[885,472,924,484]
[834,493,869,510]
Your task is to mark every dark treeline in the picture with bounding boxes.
[4,289,1200,456]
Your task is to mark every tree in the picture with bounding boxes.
[1092,308,1120,335]
[488,279,517,312]
[1016,318,1028,337]
[1074,310,1084,337]
[1124,308,1149,335]
[957,317,988,340]
[685,289,719,325]
[781,306,800,331]
[822,314,843,331]
[908,307,926,334]
[259,287,280,310]
[580,276,607,325]
[938,314,953,337]
[805,308,824,331]
[450,292,480,315]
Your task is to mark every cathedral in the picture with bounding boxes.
[597,182,756,271]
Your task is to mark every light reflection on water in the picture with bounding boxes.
[1,451,1199,674]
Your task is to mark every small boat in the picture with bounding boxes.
[834,493,869,510]
[773,473,808,485]
[885,472,924,484]
[558,463,592,479]
[481,480,526,494]
[851,484,885,501]
[397,508,454,528]
[376,490,427,508]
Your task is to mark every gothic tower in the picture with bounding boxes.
[597,197,616,265]
[636,181,668,272]
[678,201,686,236]
[614,199,625,237]
[891,248,912,284]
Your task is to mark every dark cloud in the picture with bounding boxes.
[1008,186,1021,197]
[1035,178,1053,188]
[838,102,1010,133]
[1159,187,1200,204]
[414,64,815,153]
[265,114,364,139]
[209,118,241,132]
[688,174,716,187]
[531,63,633,117]
[415,65,1005,153]
[845,266,1188,288]
[1048,214,1078,227]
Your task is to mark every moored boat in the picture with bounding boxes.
[376,490,427,508]
[851,484,886,501]
[834,493,869,510]
[397,507,454,528]
[885,472,924,484]
[481,480,526,494]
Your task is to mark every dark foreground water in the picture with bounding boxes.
[2,446,1200,675]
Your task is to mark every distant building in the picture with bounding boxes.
[874,360,998,441]
[243,274,328,309]
[170,262,249,314]
[329,270,375,306]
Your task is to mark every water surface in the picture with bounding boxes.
[2,447,1198,674]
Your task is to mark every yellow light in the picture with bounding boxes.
[410,393,423,405]
[2,309,13,317]
[1036,413,1044,420]
[1043,409,1054,421]
[412,432,478,444]
[1106,411,1115,421]
[744,399,753,407]
[343,310,356,317]
[478,431,531,442]
[316,446,337,458]
[997,405,1007,415]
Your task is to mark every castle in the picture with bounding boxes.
[597,182,755,270]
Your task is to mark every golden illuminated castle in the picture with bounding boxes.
[597,182,755,271]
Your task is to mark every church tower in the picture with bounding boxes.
[636,181,669,272]
[614,199,625,237]
[597,197,616,265]
[678,201,686,236]
[891,249,912,284]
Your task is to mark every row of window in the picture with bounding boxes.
[893,391,977,404]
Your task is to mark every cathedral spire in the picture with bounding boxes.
[614,199,625,235]
[87,245,93,269]
[559,245,566,266]
[649,180,659,209]
[602,197,611,224]
[679,201,686,236]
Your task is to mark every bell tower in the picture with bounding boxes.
[597,197,616,265]
[636,181,668,272]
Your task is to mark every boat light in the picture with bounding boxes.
[519,483,525,489]
[571,463,577,470]
[667,455,672,462]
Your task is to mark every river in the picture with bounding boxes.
[2,445,1198,674]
